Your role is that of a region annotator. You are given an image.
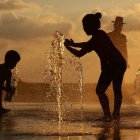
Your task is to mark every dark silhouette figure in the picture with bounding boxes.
[64,12,126,122]
[0,50,20,114]
[108,16,129,67]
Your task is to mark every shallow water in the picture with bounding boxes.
[0,103,140,140]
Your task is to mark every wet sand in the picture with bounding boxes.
[0,103,140,140]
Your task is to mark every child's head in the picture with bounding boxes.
[5,50,20,69]
[82,12,102,35]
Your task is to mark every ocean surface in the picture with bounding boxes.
[0,102,140,140]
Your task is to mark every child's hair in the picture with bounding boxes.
[5,50,21,63]
[82,12,102,29]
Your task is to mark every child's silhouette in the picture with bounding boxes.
[0,50,20,114]
[64,12,126,122]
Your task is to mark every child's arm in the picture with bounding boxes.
[65,39,88,48]
[65,43,93,57]
[64,38,94,57]
[5,72,13,93]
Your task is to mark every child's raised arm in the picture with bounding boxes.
[64,39,88,48]
[64,40,94,57]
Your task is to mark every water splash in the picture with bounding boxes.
[78,62,85,120]
[44,31,85,133]
[48,31,64,130]
[133,68,140,104]
[70,57,85,120]
[4,67,19,109]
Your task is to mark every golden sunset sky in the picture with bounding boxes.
[0,0,140,83]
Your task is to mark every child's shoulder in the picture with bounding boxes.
[0,64,11,73]
[0,64,6,69]
[0,64,4,70]
[96,30,108,38]
[98,29,107,34]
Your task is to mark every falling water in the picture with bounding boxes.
[78,62,85,120]
[44,31,85,134]
[133,68,140,104]
[71,57,85,120]
[48,31,64,130]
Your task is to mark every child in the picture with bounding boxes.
[64,13,126,122]
[0,50,20,114]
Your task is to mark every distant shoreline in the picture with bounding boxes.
[5,81,135,104]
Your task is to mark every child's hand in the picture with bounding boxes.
[64,39,70,47]
[64,39,74,47]
[69,39,74,46]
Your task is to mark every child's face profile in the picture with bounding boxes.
[7,61,18,69]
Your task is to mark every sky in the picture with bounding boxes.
[0,0,140,83]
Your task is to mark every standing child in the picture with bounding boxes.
[0,50,20,114]
[64,12,126,122]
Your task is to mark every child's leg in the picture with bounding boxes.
[0,91,10,114]
[96,71,112,117]
[112,67,126,119]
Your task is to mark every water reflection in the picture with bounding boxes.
[0,104,140,140]
[95,122,121,140]
[0,115,17,140]
[0,115,16,131]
